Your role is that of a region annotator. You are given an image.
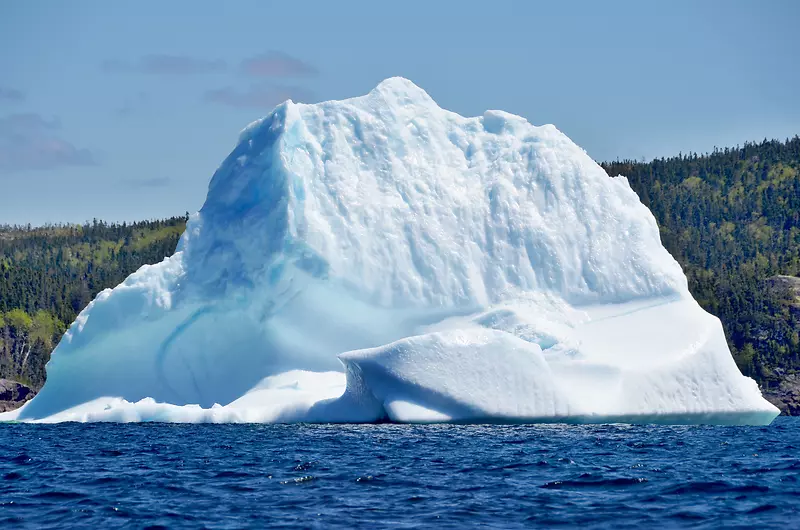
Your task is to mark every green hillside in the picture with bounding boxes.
[0,216,186,388]
[602,136,800,388]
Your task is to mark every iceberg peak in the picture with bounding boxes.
[371,75,432,96]
[364,76,439,110]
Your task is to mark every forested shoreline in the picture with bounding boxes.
[603,137,800,389]
[1,137,799,412]
[0,216,187,389]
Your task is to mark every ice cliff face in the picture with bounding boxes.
[4,78,778,424]
[190,78,684,307]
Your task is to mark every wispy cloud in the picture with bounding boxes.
[100,51,316,79]
[0,113,95,171]
[101,55,226,75]
[240,52,317,77]
[123,176,171,189]
[0,87,25,102]
[116,91,150,116]
[203,84,315,109]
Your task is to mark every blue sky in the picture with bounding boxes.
[1,0,798,225]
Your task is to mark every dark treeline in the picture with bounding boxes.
[602,136,800,387]
[0,216,187,388]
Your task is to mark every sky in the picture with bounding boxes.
[0,0,798,225]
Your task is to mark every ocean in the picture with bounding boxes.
[1,419,798,528]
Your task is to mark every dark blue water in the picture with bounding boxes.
[1,419,798,529]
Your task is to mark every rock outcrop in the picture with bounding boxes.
[0,379,36,413]
[763,371,800,416]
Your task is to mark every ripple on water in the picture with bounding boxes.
[541,477,648,489]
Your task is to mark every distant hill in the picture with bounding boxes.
[1,136,798,412]
[0,216,187,389]
[603,136,800,411]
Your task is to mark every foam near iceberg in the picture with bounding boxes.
[2,78,778,425]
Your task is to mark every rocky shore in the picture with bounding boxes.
[762,373,800,416]
[0,379,35,413]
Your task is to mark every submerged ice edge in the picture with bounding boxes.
[1,398,778,427]
[11,77,778,425]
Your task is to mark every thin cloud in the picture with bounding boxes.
[0,87,25,102]
[0,113,95,171]
[102,55,226,75]
[123,176,171,189]
[116,91,150,116]
[204,84,315,109]
[240,52,317,77]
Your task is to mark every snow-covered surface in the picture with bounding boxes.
[1,78,778,425]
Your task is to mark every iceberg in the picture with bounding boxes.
[2,78,778,425]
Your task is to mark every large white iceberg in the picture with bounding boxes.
[3,78,778,425]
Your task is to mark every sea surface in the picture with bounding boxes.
[1,418,798,529]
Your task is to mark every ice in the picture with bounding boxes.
[2,78,778,425]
